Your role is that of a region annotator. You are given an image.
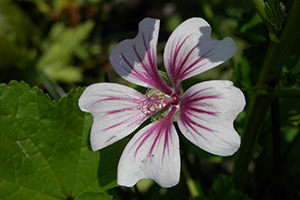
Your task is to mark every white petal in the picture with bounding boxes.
[164,18,236,91]
[110,18,172,95]
[117,107,180,188]
[178,81,245,156]
[79,83,150,151]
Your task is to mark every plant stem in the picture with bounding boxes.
[232,0,300,190]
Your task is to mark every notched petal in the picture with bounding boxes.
[78,83,150,151]
[164,18,237,90]
[178,80,245,156]
[110,18,172,95]
[117,107,180,188]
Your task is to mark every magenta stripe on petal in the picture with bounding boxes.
[178,86,221,139]
[102,113,144,132]
[181,87,221,104]
[132,107,177,162]
[176,44,198,76]
[106,107,138,115]
[120,53,134,71]
[120,53,142,77]
[171,35,192,71]
[186,107,217,117]
[142,33,155,70]
[177,80,244,156]
[169,35,194,84]
[129,40,172,95]
[164,18,237,88]
[95,95,144,106]
[179,108,215,137]
[183,95,220,105]
[109,18,173,95]
[180,47,216,78]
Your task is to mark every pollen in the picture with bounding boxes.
[139,89,168,115]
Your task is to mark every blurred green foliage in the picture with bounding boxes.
[37,20,94,83]
[0,0,299,200]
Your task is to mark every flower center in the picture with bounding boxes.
[140,90,168,115]
[147,93,166,113]
[139,90,180,116]
[171,94,179,105]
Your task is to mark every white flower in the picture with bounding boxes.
[79,17,245,188]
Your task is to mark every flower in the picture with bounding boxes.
[79,17,245,188]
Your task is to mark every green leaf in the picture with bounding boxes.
[0,81,114,200]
